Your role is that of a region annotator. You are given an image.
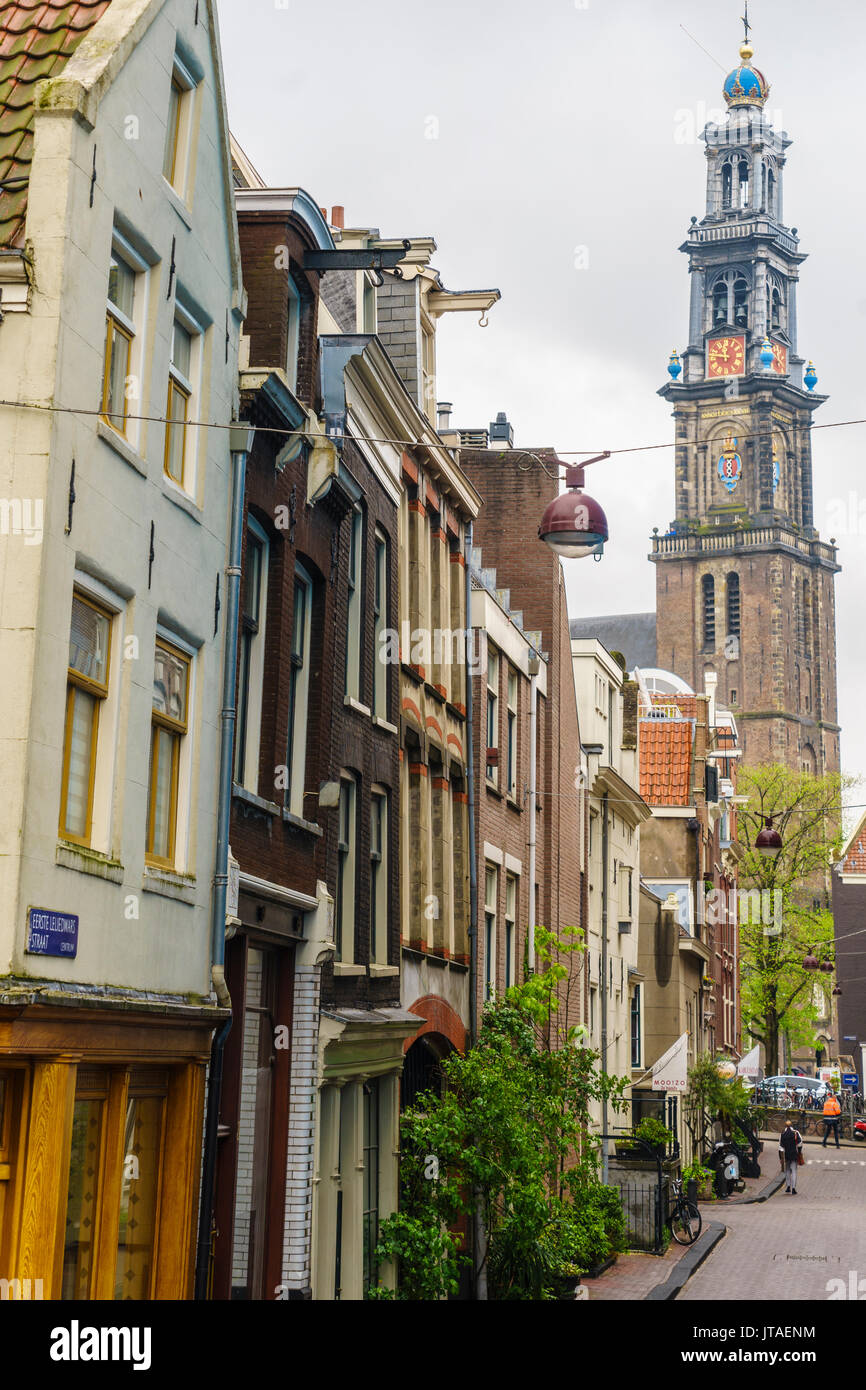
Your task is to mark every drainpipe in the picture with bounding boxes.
[527,662,538,973]
[194,422,254,1301]
[601,790,610,1184]
[465,520,478,1046]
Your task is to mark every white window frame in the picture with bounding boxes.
[235,517,269,792]
[164,298,204,498]
[336,773,358,963]
[60,574,126,856]
[150,624,197,874]
[346,507,364,702]
[486,645,499,787]
[101,232,149,450]
[506,667,518,798]
[484,864,498,1000]
[504,873,517,989]
[286,562,313,817]
[370,786,389,965]
[373,529,388,720]
[162,54,198,201]
[286,274,300,394]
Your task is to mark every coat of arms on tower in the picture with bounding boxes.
[718,432,743,493]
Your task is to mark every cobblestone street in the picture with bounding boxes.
[679,1152,866,1301]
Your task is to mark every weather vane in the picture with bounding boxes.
[742,1,752,44]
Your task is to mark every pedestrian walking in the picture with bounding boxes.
[822,1091,842,1148]
[779,1119,804,1194]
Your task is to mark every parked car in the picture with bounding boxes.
[755,1075,830,1108]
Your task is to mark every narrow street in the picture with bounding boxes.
[679,1148,866,1300]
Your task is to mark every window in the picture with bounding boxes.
[162,57,197,198]
[335,775,358,962]
[286,564,312,816]
[505,874,517,989]
[370,789,388,964]
[738,158,750,209]
[630,987,642,1068]
[101,249,137,436]
[61,1067,169,1301]
[346,508,363,701]
[286,275,300,394]
[484,866,497,999]
[362,1081,380,1295]
[733,276,749,328]
[373,531,389,719]
[486,646,499,786]
[235,521,268,789]
[506,667,518,797]
[801,580,811,657]
[146,640,190,867]
[767,167,776,216]
[60,594,112,845]
[702,574,715,650]
[721,162,733,210]
[164,317,193,487]
[726,572,741,640]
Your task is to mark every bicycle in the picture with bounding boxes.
[668,1175,703,1246]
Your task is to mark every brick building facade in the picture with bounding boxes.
[459,439,587,1033]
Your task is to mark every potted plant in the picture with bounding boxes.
[682,1158,714,1203]
[632,1116,675,1159]
[555,1260,582,1301]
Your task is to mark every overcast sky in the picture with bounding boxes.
[219,0,866,816]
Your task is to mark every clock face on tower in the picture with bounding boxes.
[706,335,746,378]
[771,341,788,375]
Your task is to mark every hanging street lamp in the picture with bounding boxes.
[538,452,610,560]
[755,816,783,857]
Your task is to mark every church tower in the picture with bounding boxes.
[652,23,840,775]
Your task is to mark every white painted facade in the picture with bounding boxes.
[0,0,243,996]
[572,640,651,1095]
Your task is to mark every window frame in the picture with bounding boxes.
[486,645,499,787]
[235,517,269,792]
[484,865,498,1000]
[370,787,389,964]
[504,873,517,989]
[345,507,364,702]
[373,529,389,720]
[59,591,114,848]
[630,986,642,1069]
[163,301,203,494]
[506,667,518,798]
[146,637,191,870]
[335,773,359,963]
[286,563,313,816]
[162,55,197,200]
[101,236,147,442]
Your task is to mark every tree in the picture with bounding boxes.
[735,764,855,1075]
[369,926,628,1300]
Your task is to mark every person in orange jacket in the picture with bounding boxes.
[822,1090,842,1149]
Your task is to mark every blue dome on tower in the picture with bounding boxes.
[723,41,770,108]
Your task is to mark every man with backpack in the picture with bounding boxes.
[778,1119,804,1194]
[822,1090,842,1148]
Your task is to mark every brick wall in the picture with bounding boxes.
[461,449,586,1031]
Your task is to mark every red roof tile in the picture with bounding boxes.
[0,1,111,247]
[841,812,866,875]
[639,717,694,806]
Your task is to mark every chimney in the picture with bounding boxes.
[489,411,514,450]
[331,205,345,230]
[436,401,453,431]
[704,670,718,727]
